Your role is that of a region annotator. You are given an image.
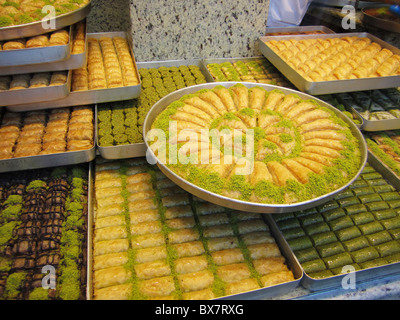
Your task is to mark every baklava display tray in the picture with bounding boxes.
[0,71,71,107]
[0,0,91,41]
[258,33,400,95]
[7,32,141,113]
[0,21,88,76]
[87,158,302,300]
[272,152,400,291]
[0,163,91,300]
[0,107,96,173]
[96,59,209,160]
[201,56,295,88]
[334,89,400,132]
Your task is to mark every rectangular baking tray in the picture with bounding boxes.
[0,21,87,76]
[289,151,400,292]
[86,163,303,300]
[96,59,210,160]
[258,33,400,95]
[0,1,91,41]
[265,25,335,35]
[0,26,71,68]
[201,56,284,83]
[95,104,146,160]
[335,92,400,132]
[0,106,97,173]
[6,32,141,112]
[0,70,71,107]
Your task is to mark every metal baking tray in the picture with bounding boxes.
[0,145,95,173]
[143,82,368,214]
[336,92,400,132]
[96,59,210,160]
[0,21,88,76]
[311,0,383,8]
[258,33,400,95]
[0,26,71,68]
[95,104,146,160]
[0,1,91,41]
[295,151,400,291]
[6,32,141,112]
[265,25,335,35]
[0,106,96,173]
[361,6,400,34]
[368,146,400,190]
[201,56,292,85]
[86,160,303,300]
[0,70,71,107]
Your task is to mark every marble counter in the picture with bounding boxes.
[129,0,269,62]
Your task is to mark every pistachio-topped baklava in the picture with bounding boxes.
[149,84,362,205]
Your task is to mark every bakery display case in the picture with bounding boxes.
[0,0,399,301]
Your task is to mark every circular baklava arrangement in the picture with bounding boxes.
[149,84,363,205]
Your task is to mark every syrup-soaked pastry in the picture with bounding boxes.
[9,74,30,90]
[49,29,69,46]
[266,36,400,81]
[26,35,49,48]
[50,71,68,86]
[29,73,51,88]
[2,39,25,50]
[72,68,89,91]
[151,84,361,205]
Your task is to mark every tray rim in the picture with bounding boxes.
[361,5,400,34]
[0,1,91,41]
[143,81,368,214]
[258,32,400,95]
[0,20,88,76]
[264,25,335,35]
[0,69,71,107]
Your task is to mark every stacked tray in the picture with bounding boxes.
[8,32,141,112]
[96,59,209,160]
[0,20,88,76]
[0,164,90,300]
[0,0,91,41]
[273,155,400,291]
[88,158,302,300]
[258,33,400,95]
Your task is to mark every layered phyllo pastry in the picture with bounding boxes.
[93,158,295,300]
[0,106,94,159]
[0,0,90,28]
[72,36,139,92]
[149,84,362,205]
[206,59,293,88]
[266,36,400,81]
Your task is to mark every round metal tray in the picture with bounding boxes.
[361,6,400,33]
[143,82,368,214]
[0,1,91,41]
